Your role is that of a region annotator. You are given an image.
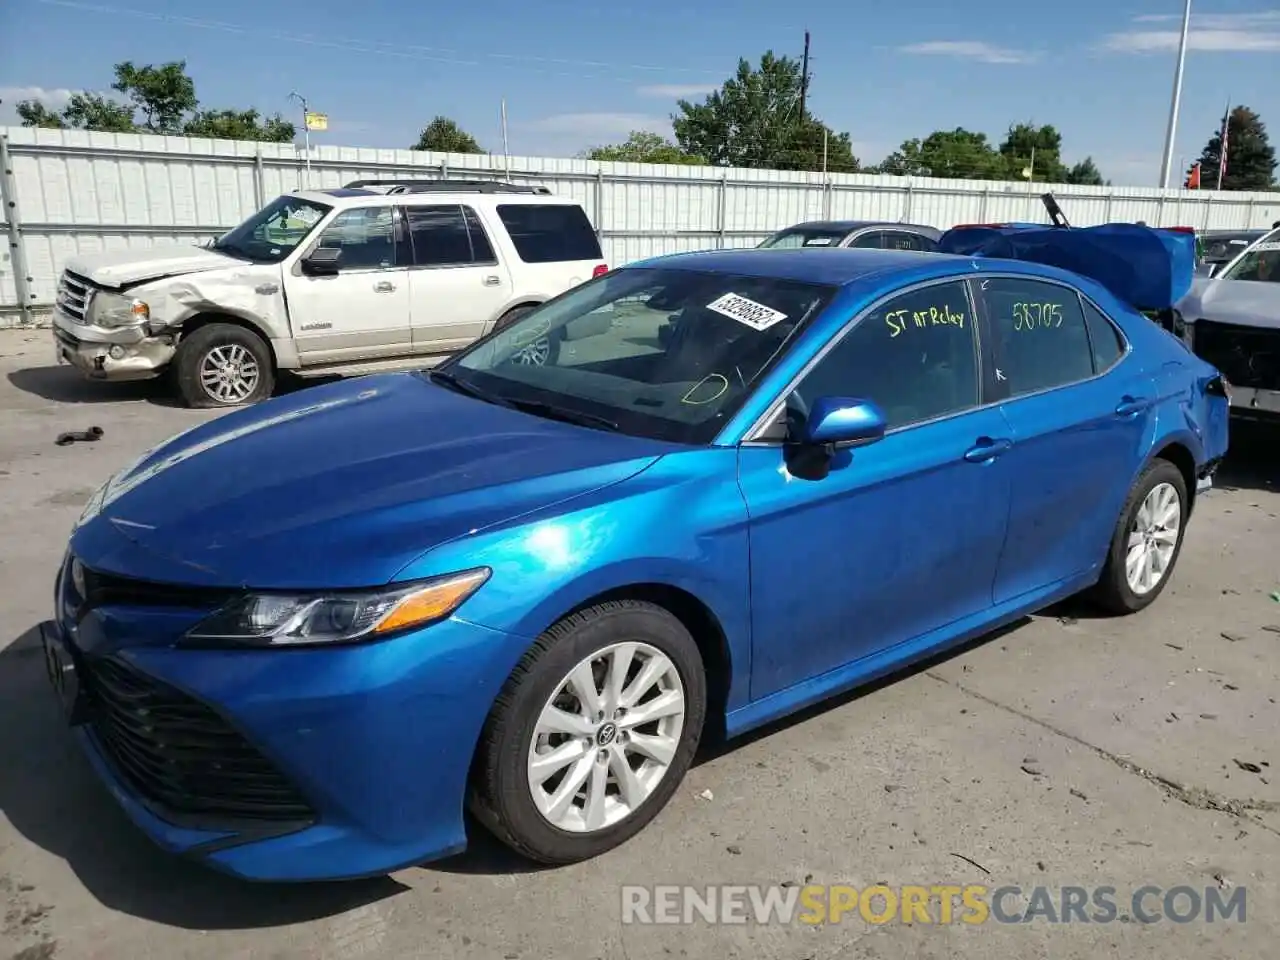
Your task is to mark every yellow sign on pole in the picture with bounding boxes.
[304,112,328,132]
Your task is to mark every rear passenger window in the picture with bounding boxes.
[976,277,1094,397]
[405,205,473,267]
[496,204,602,263]
[1082,300,1126,373]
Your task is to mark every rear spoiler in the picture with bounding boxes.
[938,194,1195,311]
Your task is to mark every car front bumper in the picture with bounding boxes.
[41,604,528,882]
[52,309,176,381]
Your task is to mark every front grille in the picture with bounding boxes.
[1192,319,1280,391]
[79,563,234,610]
[83,656,314,823]
[56,270,96,324]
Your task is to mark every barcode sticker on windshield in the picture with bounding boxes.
[1252,241,1280,252]
[804,237,834,246]
[706,293,788,331]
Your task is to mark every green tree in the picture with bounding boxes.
[876,128,1006,180]
[998,122,1068,183]
[587,130,703,164]
[1064,156,1105,186]
[413,116,484,153]
[112,60,197,134]
[15,100,67,129]
[184,108,295,142]
[1196,106,1277,191]
[17,92,134,132]
[61,93,136,132]
[672,52,859,172]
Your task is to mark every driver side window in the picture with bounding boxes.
[790,280,979,431]
[312,206,408,272]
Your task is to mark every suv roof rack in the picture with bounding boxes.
[342,179,552,195]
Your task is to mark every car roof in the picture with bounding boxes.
[628,247,968,286]
[287,189,577,207]
[776,220,940,235]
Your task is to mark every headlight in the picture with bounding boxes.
[91,292,150,328]
[183,568,491,646]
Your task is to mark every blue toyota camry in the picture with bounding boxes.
[42,226,1229,881]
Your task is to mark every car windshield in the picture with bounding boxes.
[211,195,332,263]
[759,227,851,249]
[1219,232,1280,283]
[437,267,837,444]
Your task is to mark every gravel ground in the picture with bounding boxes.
[1,327,1278,960]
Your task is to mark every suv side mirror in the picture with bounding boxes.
[798,397,887,448]
[301,247,342,276]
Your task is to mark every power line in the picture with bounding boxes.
[28,0,728,82]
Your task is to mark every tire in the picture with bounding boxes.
[173,322,275,409]
[1090,458,1189,614]
[495,305,559,367]
[469,600,707,865]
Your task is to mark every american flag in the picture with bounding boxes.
[1218,103,1230,187]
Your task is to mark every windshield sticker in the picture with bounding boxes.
[1252,241,1280,252]
[885,304,966,338]
[289,207,323,225]
[804,237,834,246]
[706,293,788,331]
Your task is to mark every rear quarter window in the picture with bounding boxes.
[496,204,602,263]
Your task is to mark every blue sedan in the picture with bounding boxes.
[41,234,1229,881]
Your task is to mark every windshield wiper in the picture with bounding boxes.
[427,369,512,406]
[501,398,620,432]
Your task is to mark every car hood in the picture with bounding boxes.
[70,374,671,589]
[66,244,242,288]
[1178,277,1280,330]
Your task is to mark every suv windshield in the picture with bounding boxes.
[212,195,332,263]
[1220,232,1280,283]
[437,267,837,444]
[759,227,851,249]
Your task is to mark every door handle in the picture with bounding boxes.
[1114,395,1151,417]
[963,437,1013,463]
[373,280,396,293]
[482,275,501,286]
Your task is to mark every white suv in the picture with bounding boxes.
[50,180,609,407]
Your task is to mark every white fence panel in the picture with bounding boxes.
[4,125,1279,326]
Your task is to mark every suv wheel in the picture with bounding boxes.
[496,305,559,367]
[174,323,275,409]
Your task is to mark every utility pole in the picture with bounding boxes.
[798,30,811,125]
[288,91,311,189]
[1158,0,1193,189]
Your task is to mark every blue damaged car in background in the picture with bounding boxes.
[41,223,1229,881]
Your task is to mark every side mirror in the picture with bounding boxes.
[798,397,887,448]
[301,247,342,276]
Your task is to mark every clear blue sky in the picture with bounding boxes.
[1,0,1277,186]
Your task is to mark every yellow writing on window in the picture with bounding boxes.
[1011,302,1064,331]
[885,305,965,338]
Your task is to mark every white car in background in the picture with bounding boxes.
[1176,226,1280,422]
[50,180,609,407]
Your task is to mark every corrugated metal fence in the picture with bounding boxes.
[4,126,1280,326]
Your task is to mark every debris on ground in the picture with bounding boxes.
[949,853,991,875]
[1233,759,1263,774]
[54,426,104,446]
[1220,631,1247,642]
[696,789,714,801]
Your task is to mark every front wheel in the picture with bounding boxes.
[173,322,275,408]
[469,600,707,864]
[1091,459,1188,614]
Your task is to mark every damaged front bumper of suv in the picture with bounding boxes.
[52,270,177,380]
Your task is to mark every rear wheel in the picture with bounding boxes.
[1091,459,1188,614]
[173,323,275,408]
[495,305,558,367]
[469,600,706,864]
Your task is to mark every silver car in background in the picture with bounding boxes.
[758,220,942,252]
[1176,227,1280,422]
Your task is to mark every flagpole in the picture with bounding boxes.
[1216,97,1229,190]
[500,99,511,181]
[1158,0,1193,189]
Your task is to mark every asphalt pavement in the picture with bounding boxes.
[1,328,1278,960]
